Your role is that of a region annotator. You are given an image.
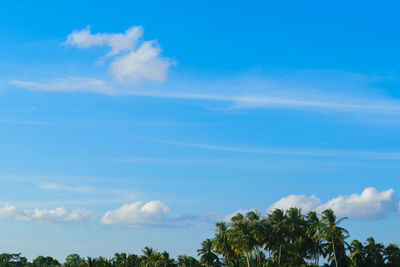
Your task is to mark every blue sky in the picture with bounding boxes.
[1,0,400,260]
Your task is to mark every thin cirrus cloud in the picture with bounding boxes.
[267,187,398,220]
[145,138,400,160]
[11,75,400,119]
[11,77,116,95]
[8,26,400,119]
[0,205,94,224]
[65,26,172,84]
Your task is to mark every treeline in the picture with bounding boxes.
[0,208,399,267]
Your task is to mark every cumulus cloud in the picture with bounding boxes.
[0,205,18,220]
[101,201,169,227]
[0,205,94,224]
[267,187,399,220]
[26,207,94,223]
[110,41,170,83]
[65,26,143,56]
[318,187,396,220]
[65,26,172,84]
[268,195,321,213]
[101,200,206,227]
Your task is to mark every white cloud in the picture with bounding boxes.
[101,200,206,227]
[0,205,17,220]
[65,26,172,84]
[11,77,115,95]
[110,41,171,84]
[26,207,94,223]
[268,187,399,220]
[65,26,143,56]
[101,200,170,227]
[0,205,94,224]
[268,195,321,213]
[318,187,396,220]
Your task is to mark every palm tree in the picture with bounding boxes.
[267,209,287,266]
[284,236,309,267]
[318,209,348,267]
[286,208,306,242]
[213,221,236,264]
[306,211,324,266]
[364,237,384,267]
[177,255,200,267]
[384,243,400,267]
[197,238,219,267]
[156,251,176,267]
[113,253,128,267]
[245,210,267,263]
[349,240,365,267]
[141,247,157,267]
[96,257,112,267]
[85,257,94,267]
[229,213,255,267]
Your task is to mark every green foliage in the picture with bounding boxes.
[0,208,399,267]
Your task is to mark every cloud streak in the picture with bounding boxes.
[11,75,400,119]
[144,138,400,160]
[11,77,115,94]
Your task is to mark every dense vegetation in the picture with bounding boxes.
[0,208,399,267]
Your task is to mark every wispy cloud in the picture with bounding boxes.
[11,74,400,120]
[38,182,97,193]
[0,119,189,127]
[11,77,116,94]
[8,26,400,120]
[143,138,400,160]
[37,182,137,199]
[124,89,400,114]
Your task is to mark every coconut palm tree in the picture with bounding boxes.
[229,213,255,267]
[112,253,129,267]
[213,221,236,265]
[245,210,267,264]
[384,243,400,267]
[267,209,288,266]
[364,237,384,267]
[285,208,306,242]
[197,239,220,267]
[177,255,200,267]
[306,211,325,266]
[283,236,309,267]
[96,256,112,267]
[141,247,157,267]
[318,209,348,267]
[349,239,365,267]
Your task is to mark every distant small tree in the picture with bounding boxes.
[64,254,83,267]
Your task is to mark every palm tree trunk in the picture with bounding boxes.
[278,243,282,267]
[245,252,250,267]
[332,236,338,267]
[315,241,319,266]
